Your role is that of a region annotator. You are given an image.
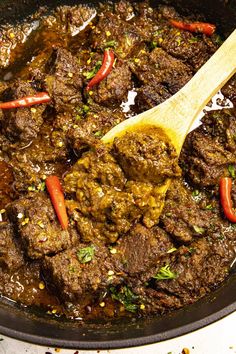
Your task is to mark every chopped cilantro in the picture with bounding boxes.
[188,37,200,43]
[77,245,95,264]
[69,265,76,273]
[228,165,235,179]
[104,40,117,48]
[84,60,102,80]
[150,41,158,49]
[153,265,177,281]
[94,131,102,137]
[188,247,196,254]
[154,29,163,36]
[218,234,225,240]
[76,105,90,116]
[193,225,205,234]
[83,104,90,113]
[110,286,138,313]
[205,204,213,210]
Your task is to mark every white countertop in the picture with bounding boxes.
[0,311,235,354]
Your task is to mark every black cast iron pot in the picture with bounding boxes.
[0,0,235,349]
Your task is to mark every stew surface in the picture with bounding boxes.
[0,0,236,322]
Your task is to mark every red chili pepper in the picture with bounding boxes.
[86,49,115,91]
[46,175,69,230]
[170,20,216,36]
[219,177,236,223]
[0,92,51,109]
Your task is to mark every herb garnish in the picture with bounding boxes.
[193,225,205,234]
[84,60,102,80]
[77,245,95,264]
[228,165,235,179]
[192,189,199,197]
[153,265,177,280]
[188,37,200,43]
[150,41,158,49]
[205,204,214,210]
[110,286,138,313]
[104,40,117,48]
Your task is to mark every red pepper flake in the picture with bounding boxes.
[219,177,236,223]
[86,49,115,91]
[170,19,216,36]
[0,92,51,109]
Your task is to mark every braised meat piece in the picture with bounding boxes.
[43,243,121,301]
[64,144,127,193]
[180,108,236,187]
[67,104,126,154]
[0,81,46,143]
[161,180,214,243]
[114,224,173,275]
[92,62,132,107]
[155,7,219,71]
[53,5,97,36]
[154,237,235,304]
[44,48,83,113]
[221,74,236,105]
[112,129,181,184]
[130,47,192,96]
[135,82,171,112]
[7,122,70,193]
[7,193,78,259]
[0,222,24,271]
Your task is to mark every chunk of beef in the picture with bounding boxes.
[66,186,142,244]
[43,243,121,301]
[0,160,14,210]
[7,193,78,259]
[180,109,236,187]
[114,0,135,21]
[131,1,160,42]
[7,122,70,193]
[64,145,127,193]
[130,47,192,95]
[154,7,218,71]
[65,144,169,242]
[44,48,83,113]
[154,237,235,304]
[221,74,236,105]
[67,105,126,154]
[131,287,182,314]
[54,5,97,36]
[91,9,143,59]
[112,130,181,184]
[161,180,214,243]
[0,222,24,271]
[92,62,132,107]
[114,224,174,275]
[64,147,135,243]
[135,82,171,112]
[0,81,46,143]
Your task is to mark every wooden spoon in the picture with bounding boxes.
[102,29,236,155]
